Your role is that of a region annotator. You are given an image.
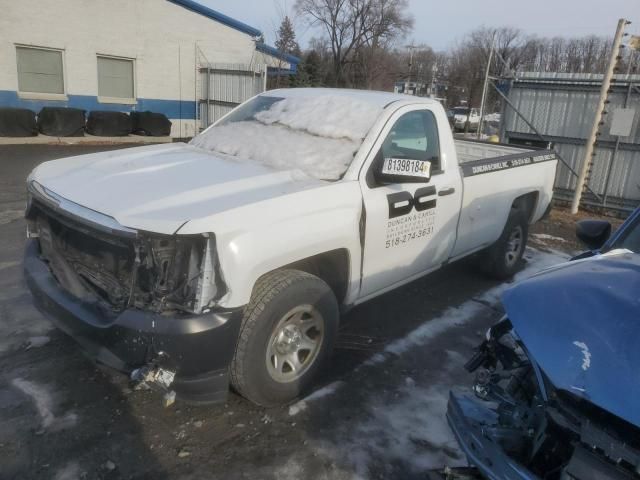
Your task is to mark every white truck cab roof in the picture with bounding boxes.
[262,87,441,109]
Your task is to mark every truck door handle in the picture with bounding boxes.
[438,187,456,196]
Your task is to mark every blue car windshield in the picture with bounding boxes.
[611,216,640,253]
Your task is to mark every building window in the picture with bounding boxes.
[97,56,135,100]
[16,46,65,95]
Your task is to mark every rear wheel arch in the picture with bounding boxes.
[480,208,529,280]
[511,191,539,223]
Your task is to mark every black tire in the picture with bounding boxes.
[479,208,529,280]
[230,269,339,406]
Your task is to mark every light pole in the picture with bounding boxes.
[405,44,418,86]
[477,42,494,138]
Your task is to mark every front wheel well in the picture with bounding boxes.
[275,249,351,305]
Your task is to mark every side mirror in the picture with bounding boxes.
[576,219,612,250]
[373,154,431,185]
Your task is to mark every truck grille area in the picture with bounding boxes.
[29,201,209,315]
[37,212,134,311]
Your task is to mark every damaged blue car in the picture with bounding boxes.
[447,209,640,479]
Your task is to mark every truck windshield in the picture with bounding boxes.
[217,95,284,124]
[190,94,383,181]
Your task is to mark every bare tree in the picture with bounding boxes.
[516,35,614,74]
[295,0,413,86]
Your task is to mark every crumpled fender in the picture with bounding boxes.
[502,251,640,428]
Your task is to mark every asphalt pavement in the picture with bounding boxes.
[0,144,570,480]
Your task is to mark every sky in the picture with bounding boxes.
[201,0,638,51]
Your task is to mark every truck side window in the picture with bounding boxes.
[380,110,440,172]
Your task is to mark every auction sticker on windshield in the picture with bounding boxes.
[382,158,431,179]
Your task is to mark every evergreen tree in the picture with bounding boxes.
[275,16,300,55]
[273,16,301,87]
[302,50,322,86]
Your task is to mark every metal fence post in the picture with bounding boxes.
[571,18,629,214]
[205,65,211,128]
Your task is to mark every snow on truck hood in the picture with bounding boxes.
[30,93,388,234]
[190,94,383,181]
[30,143,324,234]
[502,251,640,427]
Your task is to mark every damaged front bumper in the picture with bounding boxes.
[24,239,242,404]
[447,318,640,480]
[447,392,538,480]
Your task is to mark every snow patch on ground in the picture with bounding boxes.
[289,381,345,416]
[364,248,568,367]
[344,383,466,476]
[532,233,567,243]
[11,378,77,431]
[25,335,51,349]
[0,260,20,271]
[53,461,81,480]
[288,402,307,417]
[272,456,306,480]
[0,209,24,225]
[191,95,382,180]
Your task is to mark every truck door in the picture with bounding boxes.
[358,106,462,299]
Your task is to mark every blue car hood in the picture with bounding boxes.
[502,251,640,428]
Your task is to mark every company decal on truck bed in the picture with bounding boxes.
[461,151,557,177]
[385,186,437,249]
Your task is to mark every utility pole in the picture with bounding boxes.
[430,62,438,98]
[571,18,630,214]
[477,42,494,139]
[406,43,417,86]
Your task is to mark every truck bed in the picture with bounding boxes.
[449,138,558,260]
[455,138,536,164]
[454,138,557,178]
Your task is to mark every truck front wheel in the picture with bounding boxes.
[230,269,339,406]
[479,208,528,280]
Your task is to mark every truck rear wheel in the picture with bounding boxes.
[230,269,339,406]
[479,208,528,280]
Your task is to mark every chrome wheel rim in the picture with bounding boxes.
[505,225,524,267]
[266,305,324,383]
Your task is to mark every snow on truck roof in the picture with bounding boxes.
[191,89,437,181]
[262,88,440,109]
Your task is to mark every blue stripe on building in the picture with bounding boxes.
[167,0,262,37]
[256,43,300,67]
[0,90,196,119]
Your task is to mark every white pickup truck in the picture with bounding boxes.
[24,89,557,406]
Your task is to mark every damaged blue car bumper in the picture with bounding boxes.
[447,392,539,480]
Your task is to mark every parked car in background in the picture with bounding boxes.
[447,206,640,479]
[453,106,480,132]
[23,89,557,407]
